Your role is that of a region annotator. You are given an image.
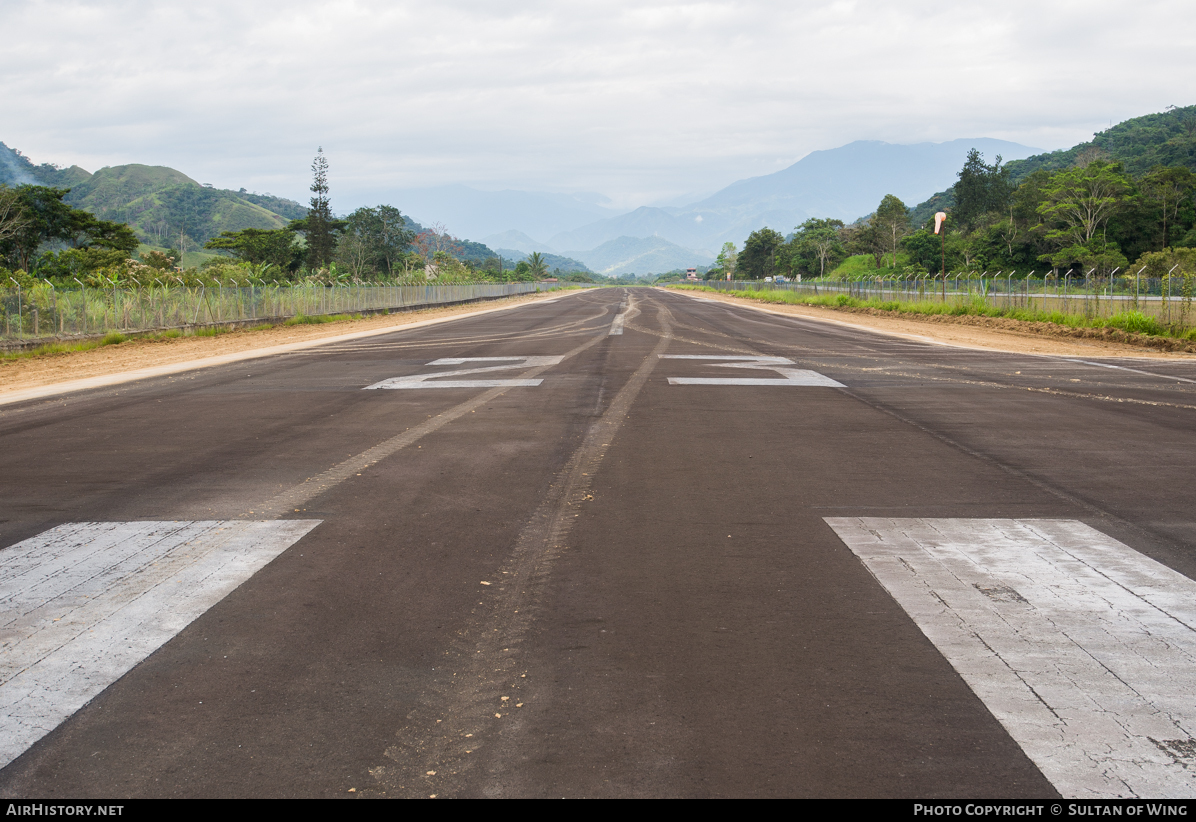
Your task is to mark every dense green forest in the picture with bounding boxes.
[723,105,1196,282]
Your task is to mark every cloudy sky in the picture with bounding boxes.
[2,0,1193,210]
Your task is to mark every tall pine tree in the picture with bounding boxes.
[306,147,335,269]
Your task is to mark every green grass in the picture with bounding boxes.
[283,313,362,326]
[1,330,129,361]
[825,254,908,280]
[672,285,1196,343]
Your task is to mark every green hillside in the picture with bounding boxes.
[910,105,1196,225]
[1005,105,1196,182]
[0,142,305,250]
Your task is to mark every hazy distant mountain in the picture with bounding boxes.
[546,138,1041,254]
[482,230,555,254]
[493,249,593,273]
[567,236,714,276]
[548,206,718,252]
[383,185,624,242]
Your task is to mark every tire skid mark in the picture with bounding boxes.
[366,299,674,798]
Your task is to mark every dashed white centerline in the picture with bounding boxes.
[0,520,321,770]
[825,517,1196,799]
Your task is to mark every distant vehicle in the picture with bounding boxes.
[763,276,773,282]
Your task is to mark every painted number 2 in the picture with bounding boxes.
[660,355,845,386]
[365,356,565,390]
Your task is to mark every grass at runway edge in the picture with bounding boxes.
[670,285,1196,351]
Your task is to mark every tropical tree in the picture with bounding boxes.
[1139,166,1196,250]
[1035,161,1132,272]
[737,228,785,279]
[953,149,1013,233]
[0,185,137,273]
[336,205,416,278]
[788,218,845,277]
[873,195,910,269]
[842,220,886,268]
[1036,161,1132,249]
[714,241,738,279]
[205,227,302,271]
[527,251,549,278]
[0,187,26,246]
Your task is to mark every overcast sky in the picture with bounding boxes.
[2,0,1193,210]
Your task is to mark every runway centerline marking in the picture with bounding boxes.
[660,355,845,387]
[363,356,565,389]
[825,517,1196,799]
[0,519,321,771]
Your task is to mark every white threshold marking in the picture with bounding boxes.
[825,517,1196,799]
[364,355,564,389]
[0,519,320,770]
[660,355,845,387]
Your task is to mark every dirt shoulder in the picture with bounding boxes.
[0,291,571,404]
[673,289,1196,361]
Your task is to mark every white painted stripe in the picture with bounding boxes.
[660,355,793,363]
[661,355,845,387]
[0,520,320,769]
[1069,360,1196,385]
[364,355,563,390]
[668,372,844,386]
[609,315,624,335]
[824,517,1196,799]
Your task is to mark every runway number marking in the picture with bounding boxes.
[826,517,1196,799]
[0,520,321,770]
[660,355,845,387]
[364,356,565,389]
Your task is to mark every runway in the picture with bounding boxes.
[2,286,1195,798]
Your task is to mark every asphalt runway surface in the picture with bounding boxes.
[2,287,1196,798]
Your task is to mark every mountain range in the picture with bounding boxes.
[473,138,1042,272]
[29,113,1196,275]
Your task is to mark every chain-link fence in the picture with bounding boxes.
[701,274,1196,328]
[0,281,554,342]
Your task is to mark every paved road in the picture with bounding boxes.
[2,287,1196,798]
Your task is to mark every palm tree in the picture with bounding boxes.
[528,252,549,278]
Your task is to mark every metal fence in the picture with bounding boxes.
[0,281,553,342]
[700,275,1196,327]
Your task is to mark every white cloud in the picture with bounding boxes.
[2,0,1193,209]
